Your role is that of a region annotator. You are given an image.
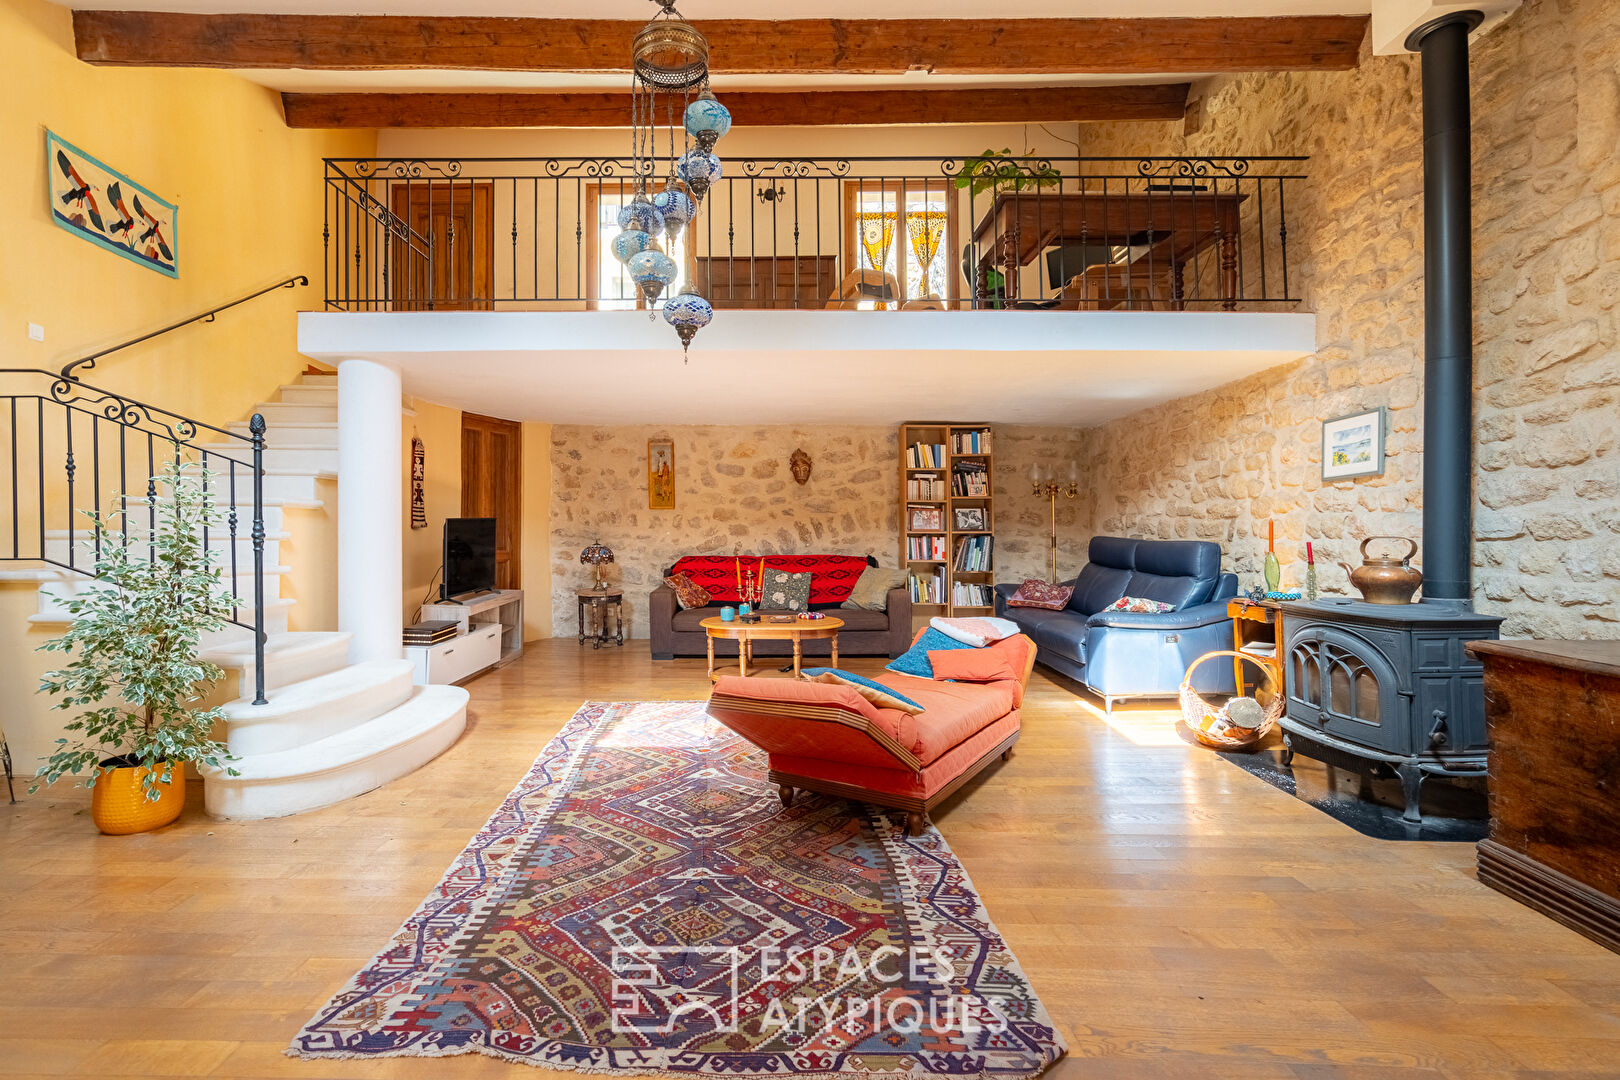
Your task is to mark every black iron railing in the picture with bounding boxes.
[322,155,1306,313]
[1,369,269,705]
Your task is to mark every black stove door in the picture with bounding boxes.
[1287,625,1408,755]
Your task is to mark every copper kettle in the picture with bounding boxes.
[1339,536,1422,604]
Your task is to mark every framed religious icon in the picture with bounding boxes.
[648,438,675,509]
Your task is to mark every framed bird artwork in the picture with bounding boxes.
[46,131,178,278]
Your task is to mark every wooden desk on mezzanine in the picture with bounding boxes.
[969,189,1248,309]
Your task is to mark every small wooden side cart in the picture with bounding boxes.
[1227,597,1287,697]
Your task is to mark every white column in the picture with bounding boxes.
[337,357,403,664]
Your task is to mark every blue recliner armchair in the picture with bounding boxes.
[993,536,1238,710]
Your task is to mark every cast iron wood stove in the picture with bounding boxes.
[1279,11,1505,826]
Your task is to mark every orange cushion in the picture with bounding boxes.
[928,646,1020,682]
[881,677,1017,765]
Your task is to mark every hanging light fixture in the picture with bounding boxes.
[614,0,730,356]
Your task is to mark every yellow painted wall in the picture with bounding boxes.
[520,422,554,642]
[402,397,463,624]
[0,0,375,774]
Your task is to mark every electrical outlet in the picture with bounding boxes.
[27,323,44,342]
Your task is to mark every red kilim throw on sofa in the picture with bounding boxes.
[668,554,872,605]
[1006,579,1074,611]
[289,700,1066,1078]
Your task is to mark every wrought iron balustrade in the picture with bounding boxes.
[0,369,269,705]
[322,155,1306,313]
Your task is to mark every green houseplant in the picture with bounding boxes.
[953,148,1063,198]
[34,451,238,833]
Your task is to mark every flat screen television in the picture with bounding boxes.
[442,517,497,600]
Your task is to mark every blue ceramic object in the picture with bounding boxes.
[610,229,657,264]
[616,198,664,235]
[675,150,722,198]
[627,249,678,303]
[662,287,713,352]
[684,95,732,150]
[720,606,736,622]
[653,188,695,231]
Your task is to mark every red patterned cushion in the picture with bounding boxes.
[663,572,712,610]
[667,555,871,605]
[1006,579,1074,610]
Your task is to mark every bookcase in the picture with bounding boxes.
[898,421,996,618]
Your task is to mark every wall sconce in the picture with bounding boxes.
[756,184,787,204]
[1030,463,1079,583]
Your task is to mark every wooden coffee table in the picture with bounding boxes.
[700,615,843,682]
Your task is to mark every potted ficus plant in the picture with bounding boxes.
[34,451,237,834]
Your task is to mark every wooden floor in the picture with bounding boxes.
[4,640,1620,1079]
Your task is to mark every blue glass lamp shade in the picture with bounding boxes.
[662,287,713,353]
[675,150,723,200]
[653,188,695,239]
[616,198,665,236]
[627,249,679,305]
[610,229,657,265]
[684,95,732,152]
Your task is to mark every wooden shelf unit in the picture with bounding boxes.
[899,421,996,617]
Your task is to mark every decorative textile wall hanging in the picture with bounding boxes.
[46,131,178,278]
[410,435,426,529]
[648,437,675,509]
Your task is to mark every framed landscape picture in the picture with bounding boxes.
[1322,408,1386,481]
[648,438,675,509]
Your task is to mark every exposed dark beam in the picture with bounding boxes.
[281,84,1191,129]
[74,12,1368,75]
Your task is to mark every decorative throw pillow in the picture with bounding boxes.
[802,668,926,714]
[885,627,974,680]
[664,572,712,610]
[930,616,1020,648]
[842,565,907,611]
[928,645,1021,683]
[1006,579,1074,610]
[1109,595,1175,614]
[760,569,812,612]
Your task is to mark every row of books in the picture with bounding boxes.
[950,430,992,455]
[905,473,947,501]
[954,535,993,572]
[952,462,990,497]
[952,582,995,608]
[404,619,458,646]
[909,567,947,605]
[906,442,949,469]
[906,534,948,561]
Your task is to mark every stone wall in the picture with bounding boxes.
[548,423,1085,637]
[1072,0,1619,639]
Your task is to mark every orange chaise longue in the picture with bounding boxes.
[706,631,1037,835]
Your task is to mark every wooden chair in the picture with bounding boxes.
[824,269,900,309]
[1062,261,1168,310]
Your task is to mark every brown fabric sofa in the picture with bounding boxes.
[649,584,913,660]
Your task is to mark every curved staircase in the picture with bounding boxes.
[20,372,468,820]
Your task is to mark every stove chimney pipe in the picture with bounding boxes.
[1410,11,1483,607]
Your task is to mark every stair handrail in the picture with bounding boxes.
[1,367,269,706]
[59,275,309,382]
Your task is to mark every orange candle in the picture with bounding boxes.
[1268,519,1275,553]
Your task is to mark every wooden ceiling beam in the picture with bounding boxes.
[74,12,1368,75]
[281,84,1191,129]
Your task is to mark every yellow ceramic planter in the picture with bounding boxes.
[90,763,185,835]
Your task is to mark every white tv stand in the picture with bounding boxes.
[410,588,523,685]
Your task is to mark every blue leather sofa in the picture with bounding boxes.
[993,536,1238,710]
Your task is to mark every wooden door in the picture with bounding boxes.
[391,182,493,311]
[460,412,521,589]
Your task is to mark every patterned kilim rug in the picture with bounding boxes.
[289,700,1065,1078]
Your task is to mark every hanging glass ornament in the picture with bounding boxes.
[676,149,723,201]
[611,229,658,265]
[628,249,679,309]
[684,91,732,152]
[653,186,695,233]
[662,286,713,355]
[617,196,665,236]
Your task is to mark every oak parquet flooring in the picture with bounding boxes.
[3,640,1619,1078]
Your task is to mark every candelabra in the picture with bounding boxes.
[1030,465,1079,583]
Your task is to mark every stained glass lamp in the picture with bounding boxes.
[580,540,615,591]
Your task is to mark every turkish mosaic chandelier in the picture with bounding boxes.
[614,0,731,355]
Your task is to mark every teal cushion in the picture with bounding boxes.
[884,628,974,679]
[802,668,926,714]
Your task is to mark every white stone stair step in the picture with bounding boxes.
[202,630,352,695]
[115,496,293,532]
[46,528,289,567]
[202,684,468,820]
[275,384,337,405]
[220,659,415,757]
[249,401,338,425]
[229,420,338,448]
[197,443,336,475]
[196,464,333,504]
[298,373,337,387]
[30,595,293,634]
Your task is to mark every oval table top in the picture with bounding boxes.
[699,614,844,639]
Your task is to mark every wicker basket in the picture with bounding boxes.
[1179,650,1284,750]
